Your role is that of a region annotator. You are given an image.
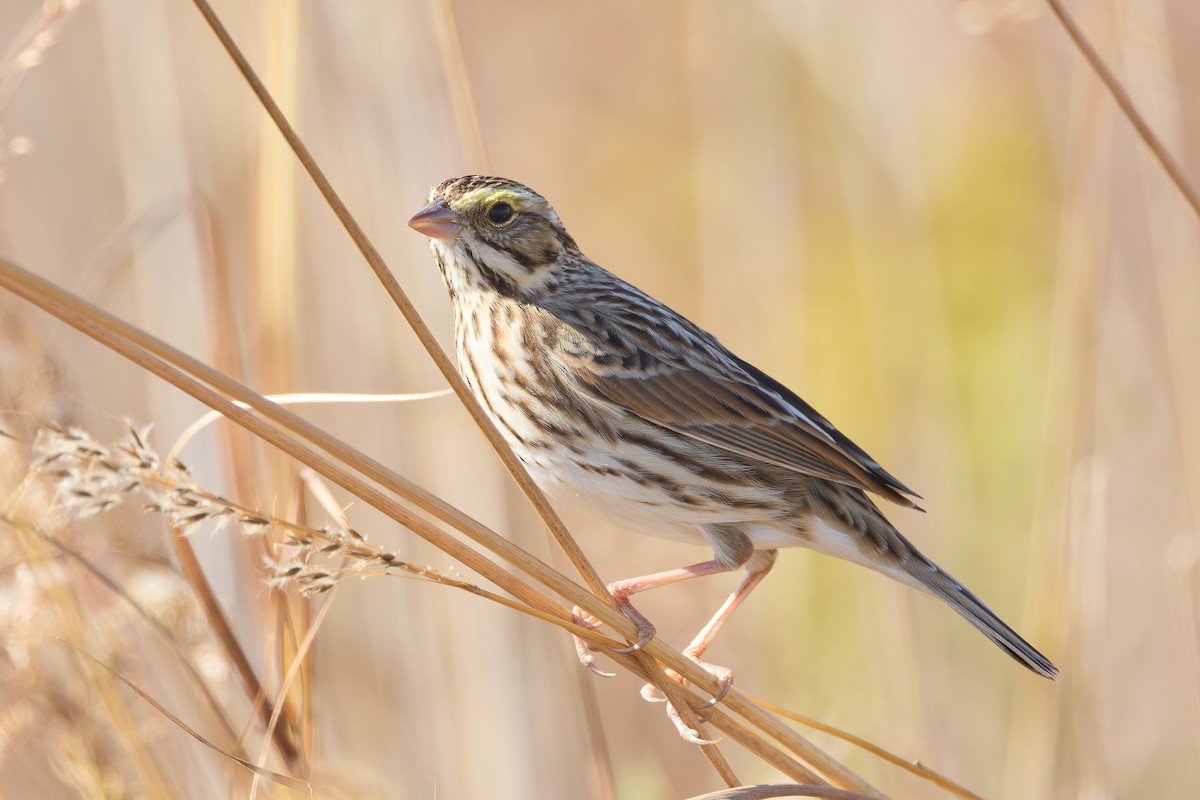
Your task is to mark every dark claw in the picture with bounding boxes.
[693,672,733,710]
[607,622,654,654]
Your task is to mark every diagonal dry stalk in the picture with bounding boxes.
[165,513,305,770]
[0,254,884,795]
[744,694,984,800]
[60,642,310,794]
[686,787,877,800]
[1045,0,1200,221]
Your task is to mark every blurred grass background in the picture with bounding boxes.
[1,0,1199,797]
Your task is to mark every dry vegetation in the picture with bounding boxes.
[1,0,1199,797]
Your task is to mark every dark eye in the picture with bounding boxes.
[487,202,514,225]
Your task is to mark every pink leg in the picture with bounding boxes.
[680,551,777,707]
[575,559,732,657]
[609,558,731,629]
[575,550,777,710]
[685,550,778,661]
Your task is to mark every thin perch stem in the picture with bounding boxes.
[1045,0,1200,220]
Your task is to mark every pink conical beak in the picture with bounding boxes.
[408,199,462,239]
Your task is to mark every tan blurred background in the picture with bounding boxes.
[2,0,1199,797]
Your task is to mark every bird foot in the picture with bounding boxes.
[609,619,655,654]
[666,700,720,745]
[570,590,658,678]
[571,606,615,677]
[686,657,735,709]
[640,682,667,703]
[606,593,656,653]
[640,661,729,743]
[639,656,735,710]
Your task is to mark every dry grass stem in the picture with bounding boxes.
[30,420,835,793]
[167,511,302,770]
[0,252,885,794]
[1045,0,1200,219]
[430,0,489,167]
[63,642,310,794]
[167,390,451,464]
[30,423,474,600]
[744,694,983,800]
[686,786,878,800]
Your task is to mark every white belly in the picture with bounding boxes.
[517,429,796,548]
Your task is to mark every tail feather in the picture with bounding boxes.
[910,560,1059,680]
[810,486,1058,678]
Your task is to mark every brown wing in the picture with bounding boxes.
[564,347,922,509]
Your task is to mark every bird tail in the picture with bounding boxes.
[907,559,1059,680]
[809,487,1058,678]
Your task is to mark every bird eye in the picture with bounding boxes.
[487,202,514,226]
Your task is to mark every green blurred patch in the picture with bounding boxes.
[923,86,1058,522]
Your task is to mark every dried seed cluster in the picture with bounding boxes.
[34,422,475,597]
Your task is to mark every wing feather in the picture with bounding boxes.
[562,332,921,508]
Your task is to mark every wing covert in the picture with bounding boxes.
[564,345,921,508]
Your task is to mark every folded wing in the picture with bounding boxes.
[563,335,921,509]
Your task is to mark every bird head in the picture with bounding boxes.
[408,176,577,298]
